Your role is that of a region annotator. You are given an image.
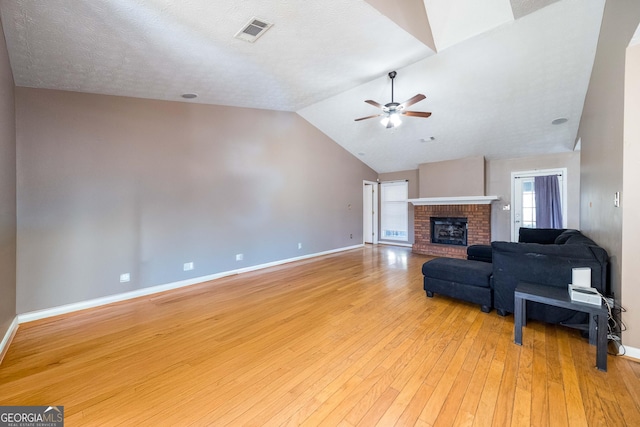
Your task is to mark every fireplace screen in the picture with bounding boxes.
[431,217,468,246]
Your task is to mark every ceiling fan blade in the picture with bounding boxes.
[365,99,384,109]
[354,113,383,121]
[399,94,426,109]
[402,111,432,118]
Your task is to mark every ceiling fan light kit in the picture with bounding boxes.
[381,113,401,128]
[355,71,431,128]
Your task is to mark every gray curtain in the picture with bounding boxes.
[534,175,563,228]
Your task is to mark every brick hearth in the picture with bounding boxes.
[413,204,491,259]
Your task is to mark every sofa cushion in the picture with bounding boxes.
[563,233,598,246]
[518,227,566,244]
[467,244,492,263]
[422,258,493,288]
[554,229,581,244]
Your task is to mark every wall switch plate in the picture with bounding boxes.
[298,243,302,249]
[236,253,243,261]
[120,273,130,283]
[183,262,194,271]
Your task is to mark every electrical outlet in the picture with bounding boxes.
[119,273,130,283]
[236,253,243,261]
[183,262,194,271]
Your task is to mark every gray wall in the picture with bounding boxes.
[486,152,581,242]
[418,156,485,198]
[404,153,580,244]
[578,0,640,301]
[364,0,435,50]
[0,19,16,341]
[378,169,419,244]
[622,41,640,350]
[16,88,377,313]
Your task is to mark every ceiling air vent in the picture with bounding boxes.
[234,17,273,43]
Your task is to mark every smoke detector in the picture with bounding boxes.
[235,17,273,43]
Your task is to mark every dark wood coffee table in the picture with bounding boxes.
[514,282,608,371]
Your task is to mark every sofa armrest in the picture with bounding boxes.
[518,227,567,244]
[467,244,492,263]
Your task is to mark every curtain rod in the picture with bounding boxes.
[514,174,562,179]
[378,179,409,184]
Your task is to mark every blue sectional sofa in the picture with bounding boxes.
[492,228,609,324]
[422,228,609,325]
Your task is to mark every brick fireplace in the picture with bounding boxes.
[410,197,496,259]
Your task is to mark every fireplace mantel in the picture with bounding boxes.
[408,196,499,206]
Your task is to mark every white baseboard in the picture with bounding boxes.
[0,316,19,364]
[17,244,364,324]
[10,241,640,365]
[378,241,413,248]
[622,344,640,361]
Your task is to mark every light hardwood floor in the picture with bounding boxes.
[1,245,639,426]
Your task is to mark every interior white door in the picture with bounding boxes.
[363,182,378,244]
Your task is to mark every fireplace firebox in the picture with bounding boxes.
[431,217,468,246]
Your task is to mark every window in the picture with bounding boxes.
[511,168,567,241]
[380,181,408,241]
[521,179,536,228]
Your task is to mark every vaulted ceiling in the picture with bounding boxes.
[0,0,605,172]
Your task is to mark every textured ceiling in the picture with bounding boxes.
[632,23,640,46]
[300,0,605,172]
[0,0,605,173]
[423,0,514,51]
[0,0,434,111]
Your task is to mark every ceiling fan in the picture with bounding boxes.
[355,71,431,128]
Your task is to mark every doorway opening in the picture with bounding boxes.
[511,168,567,241]
[363,181,378,244]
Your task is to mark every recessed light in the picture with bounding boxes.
[420,137,436,143]
[552,118,568,125]
[181,93,198,99]
[357,152,365,156]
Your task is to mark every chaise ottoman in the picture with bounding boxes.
[422,257,493,312]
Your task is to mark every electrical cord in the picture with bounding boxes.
[600,294,627,356]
